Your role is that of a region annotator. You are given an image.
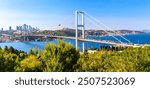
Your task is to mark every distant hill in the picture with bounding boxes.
[118,30,145,34]
[40,28,145,37]
[142,30,150,33]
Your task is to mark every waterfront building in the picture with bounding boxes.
[9,26,12,31]
[1,28,3,31]
[23,24,27,30]
[1,34,12,42]
[29,25,32,31]
[16,26,23,30]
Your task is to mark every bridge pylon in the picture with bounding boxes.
[75,10,85,52]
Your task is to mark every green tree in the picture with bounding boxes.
[42,40,80,72]
[0,52,18,72]
[16,55,42,72]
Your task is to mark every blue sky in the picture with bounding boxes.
[0,0,150,30]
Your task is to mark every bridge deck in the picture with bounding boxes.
[22,35,143,47]
[48,36,137,47]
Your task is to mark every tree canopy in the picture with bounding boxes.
[0,40,150,72]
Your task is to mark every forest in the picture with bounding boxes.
[0,40,150,72]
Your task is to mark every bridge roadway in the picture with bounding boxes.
[47,36,139,47]
[23,35,143,47]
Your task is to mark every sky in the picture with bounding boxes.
[0,0,150,30]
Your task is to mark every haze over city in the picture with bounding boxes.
[0,0,150,30]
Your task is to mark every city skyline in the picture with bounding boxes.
[0,24,39,31]
[0,0,150,30]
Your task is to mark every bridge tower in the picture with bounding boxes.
[75,10,85,52]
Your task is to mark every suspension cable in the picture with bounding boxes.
[84,12,133,44]
[85,14,123,43]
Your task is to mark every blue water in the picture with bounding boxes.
[0,33,150,53]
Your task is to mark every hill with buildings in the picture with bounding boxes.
[0,26,145,42]
[40,28,145,37]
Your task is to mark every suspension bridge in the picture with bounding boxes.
[22,11,144,51]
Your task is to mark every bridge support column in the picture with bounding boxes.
[75,10,85,52]
[75,10,78,50]
[82,11,85,52]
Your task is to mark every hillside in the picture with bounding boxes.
[40,28,145,37]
